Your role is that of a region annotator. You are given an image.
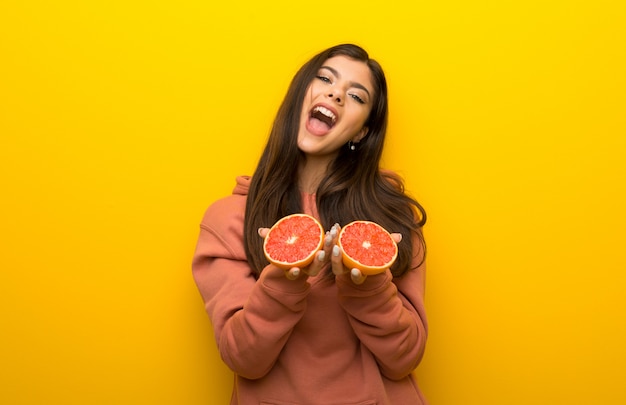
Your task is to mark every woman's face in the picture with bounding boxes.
[297,55,374,158]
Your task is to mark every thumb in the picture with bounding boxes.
[350,268,367,285]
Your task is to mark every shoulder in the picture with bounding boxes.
[201,175,250,222]
[202,195,246,227]
[200,176,250,243]
[202,176,250,216]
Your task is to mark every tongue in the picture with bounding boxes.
[308,117,331,134]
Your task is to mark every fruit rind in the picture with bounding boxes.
[263,214,325,270]
[338,220,398,276]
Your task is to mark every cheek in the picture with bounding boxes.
[364,107,372,121]
[306,82,321,99]
[300,87,313,115]
[357,107,372,128]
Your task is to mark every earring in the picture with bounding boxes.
[348,141,356,151]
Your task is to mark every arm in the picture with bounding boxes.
[335,236,428,380]
[192,200,311,379]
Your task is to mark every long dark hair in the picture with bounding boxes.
[244,43,426,277]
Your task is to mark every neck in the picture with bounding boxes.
[298,154,334,194]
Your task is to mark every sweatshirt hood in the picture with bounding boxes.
[233,175,251,196]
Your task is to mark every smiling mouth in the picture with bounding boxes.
[310,105,337,128]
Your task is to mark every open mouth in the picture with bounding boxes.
[309,105,337,130]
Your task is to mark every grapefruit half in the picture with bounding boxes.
[338,220,398,275]
[263,213,325,270]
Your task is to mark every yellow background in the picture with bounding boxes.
[1,1,625,403]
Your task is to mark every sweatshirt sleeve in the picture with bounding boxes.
[191,198,311,379]
[335,234,428,380]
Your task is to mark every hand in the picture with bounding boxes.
[257,223,340,280]
[330,230,403,285]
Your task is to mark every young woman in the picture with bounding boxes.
[192,44,428,404]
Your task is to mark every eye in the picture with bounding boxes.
[316,75,331,84]
[349,93,365,104]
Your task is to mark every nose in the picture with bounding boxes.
[327,88,343,105]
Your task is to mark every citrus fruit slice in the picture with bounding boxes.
[338,220,398,275]
[263,213,325,270]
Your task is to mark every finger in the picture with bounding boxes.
[329,223,340,242]
[285,267,301,280]
[323,223,339,250]
[323,231,333,248]
[321,225,338,259]
[350,268,367,285]
[331,245,346,276]
[258,227,270,238]
[390,232,403,243]
[305,250,326,277]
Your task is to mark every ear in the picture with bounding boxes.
[353,126,369,143]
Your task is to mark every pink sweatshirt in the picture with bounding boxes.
[192,176,428,404]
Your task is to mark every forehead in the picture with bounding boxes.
[320,55,374,93]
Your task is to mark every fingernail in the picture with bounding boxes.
[330,224,339,237]
[292,268,300,278]
[351,268,360,278]
[324,233,332,247]
[257,228,264,237]
[317,250,326,262]
[397,233,402,242]
[333,245,340,257]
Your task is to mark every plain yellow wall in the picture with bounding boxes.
[1,1,625,404]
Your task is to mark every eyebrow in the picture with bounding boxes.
[320,65,372,98]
